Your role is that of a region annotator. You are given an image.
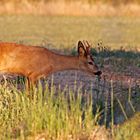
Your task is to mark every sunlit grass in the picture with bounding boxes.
[0,81,102,139]
[114,112,140,140]
[0,66,139,139]
[0,15,139,139]
[0,16,139,50]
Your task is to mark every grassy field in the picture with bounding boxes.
[0,83,102,139]
[0,15,140,140]
[0,15,140,50]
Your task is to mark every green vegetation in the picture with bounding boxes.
[0,16,139,50]
[0,47,139,140]
[114,112,140,140]
[0,81,102,139]
[0,71,139,139]
[0,15,139,139]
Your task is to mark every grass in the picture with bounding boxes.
[0,15,139,139]
[0,0,140,16]
[0,47,139,139]
[114,112,140,140]
[0,70,139,139]
[0,81,103,140]
[0,16,139,50]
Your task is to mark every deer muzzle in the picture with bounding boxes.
[94,71,102,76]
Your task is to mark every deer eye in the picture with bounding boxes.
[88,62,93,65]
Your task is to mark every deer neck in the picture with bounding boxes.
[52,54,80,72]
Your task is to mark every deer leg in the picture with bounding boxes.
[26,73,47,97]
[25,76,36,96]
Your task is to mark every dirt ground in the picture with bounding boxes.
[0,64,139,93]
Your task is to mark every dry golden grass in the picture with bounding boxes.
[0,1,140,16]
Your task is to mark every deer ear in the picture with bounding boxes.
[78,41,87,57]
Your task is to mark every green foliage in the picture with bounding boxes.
[0,82,101,139]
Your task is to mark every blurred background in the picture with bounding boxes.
[0,0,140,50]
[0,0,140,16]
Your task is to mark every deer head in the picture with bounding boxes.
[78,40,102,76]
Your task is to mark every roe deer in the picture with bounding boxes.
[0,40,101,92]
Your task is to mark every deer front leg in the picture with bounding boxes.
[25,76,37,97]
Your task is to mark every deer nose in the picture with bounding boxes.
[94,71,102,76]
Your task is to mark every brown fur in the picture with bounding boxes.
[0,41,101,92]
